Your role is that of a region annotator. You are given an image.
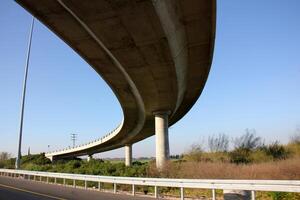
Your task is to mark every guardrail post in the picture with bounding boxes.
[180,187,184,200]
[34,175,36,181]
[46,177,49,183]
[251,190,256,200]
[73,179,76,188]
[40,176,42,181]
[113,183,117,193]
[98,182,101,191]
[132,184,135,196]
[54,177,57,184]
[63,178,66,186]
[154,186,159,199]
[85,180,87,189]
[212,189,216,200]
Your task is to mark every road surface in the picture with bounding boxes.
[0,176,153,200]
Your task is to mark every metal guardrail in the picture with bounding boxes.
[0,169,299,199]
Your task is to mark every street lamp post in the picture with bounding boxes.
[15,17,35,169]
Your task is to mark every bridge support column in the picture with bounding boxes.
[125,144,132,166]
[154,111,170,170]
[48,156,53,162]
[87,154,93,162]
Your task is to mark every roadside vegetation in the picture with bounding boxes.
[1,130,300,199]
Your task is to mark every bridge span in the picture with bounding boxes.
[16,0,216,169]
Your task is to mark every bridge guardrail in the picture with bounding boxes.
[0,169,299,199]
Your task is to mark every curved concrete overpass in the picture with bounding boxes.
[16,0,216,168]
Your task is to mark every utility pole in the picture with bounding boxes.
[15,17,35,169]
[71,133,77,148]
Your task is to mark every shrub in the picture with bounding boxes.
[0,152,11,160]
[233,129,263,150]
[229,148,252,164]
[290,129,300,145]
[21,153,51,165]
[183,143,203,162]
[261,142,289,160]
[0,152,12,168]
[208,133,229,152]
[249,149,273,163]
[268,191,300,200]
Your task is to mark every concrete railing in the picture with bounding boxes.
[45,120,124,157]
[1,169,299,199]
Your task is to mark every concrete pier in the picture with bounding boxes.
[87,154,93,162]
[154,111,170,169]
[125,144,132,167]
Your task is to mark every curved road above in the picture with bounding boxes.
[15,0,216,160]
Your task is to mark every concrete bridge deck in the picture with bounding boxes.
[15,0,216,168]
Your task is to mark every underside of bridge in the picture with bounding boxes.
[16,0,216,169]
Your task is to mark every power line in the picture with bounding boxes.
[71,133,77,148]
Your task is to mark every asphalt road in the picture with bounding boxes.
[0,176,153,200]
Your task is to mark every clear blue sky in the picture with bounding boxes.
[0,0,299,158]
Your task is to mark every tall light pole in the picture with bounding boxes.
[15,17,35,169]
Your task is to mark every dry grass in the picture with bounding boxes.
[148,157,300,180]
[146,158,300,199]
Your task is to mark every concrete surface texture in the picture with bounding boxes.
[154,111,170,169]
[15,0,216,164]
[124,144,132,166]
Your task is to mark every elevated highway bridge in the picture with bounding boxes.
[16,0,216,169]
